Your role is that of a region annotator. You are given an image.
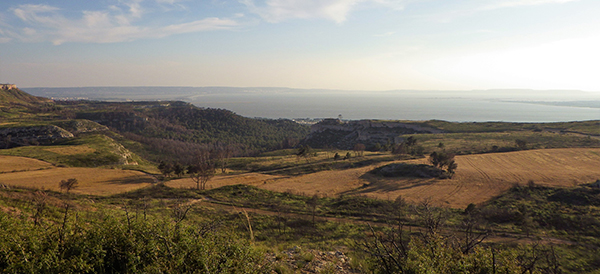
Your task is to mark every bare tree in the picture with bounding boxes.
[213,143,236,173]
[189,149,216,190]
[415,198,447,241]
[461,208,490,254]
[353,143,366,157]
[32,191,47,226]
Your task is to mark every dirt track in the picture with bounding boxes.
[170,148,600,208]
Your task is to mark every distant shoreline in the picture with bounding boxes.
[23,86,600,123]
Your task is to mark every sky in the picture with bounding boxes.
[0,0,599,92]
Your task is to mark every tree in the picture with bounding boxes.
[429,151,458,178]
[173,163,185,177]
[188,149,216,190]
[373,143,382,151]
[59,178,78,193]
[158,161,173,177]
[189,162,215,190]
[353,143,366,157]
[212,143,235,174]
[391,143,407,155]
[515,139,527,150]
[405,136,417,147]
[447,160,458,175]
[296,145,314,162]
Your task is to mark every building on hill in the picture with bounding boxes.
[1,84,17,90]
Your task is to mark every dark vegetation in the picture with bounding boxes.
[370,163,445,178]
[71,101,308,161]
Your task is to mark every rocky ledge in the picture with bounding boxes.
[0,125,74,147]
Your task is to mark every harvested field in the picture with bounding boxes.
[0,156,54,173]
[167,172,284,190]
[350,148,600,208]
[171,148,600,208]
[0,156,155,195]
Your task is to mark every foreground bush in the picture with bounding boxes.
[0,209,269,273]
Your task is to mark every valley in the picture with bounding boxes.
[1,87,600,273]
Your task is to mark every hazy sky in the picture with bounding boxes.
[1,0,599,91]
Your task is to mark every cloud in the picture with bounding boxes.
[242,0,406,23]
[480,0,577,10]
[421,0,578,23]
[8,2,237,45]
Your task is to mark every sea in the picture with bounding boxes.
[187,94,600,122]
[24,87,600,123]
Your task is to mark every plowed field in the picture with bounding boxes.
[169,148,600,208]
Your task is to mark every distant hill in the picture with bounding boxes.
[66,101,309,162]
[0,86,51,105]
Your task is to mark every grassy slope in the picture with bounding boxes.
[0,88,49,105]
[0,134,156,172]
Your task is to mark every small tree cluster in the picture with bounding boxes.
[429,151,458,177]
[515,139,527,150]
[391,136,424,156]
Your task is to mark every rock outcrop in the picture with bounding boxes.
[0,125,74,147]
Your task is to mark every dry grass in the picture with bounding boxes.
[0,156,54,173]
[353,148,600,208]
[43,145,96,155]
[0,158,155,195]
[170,148,600,209]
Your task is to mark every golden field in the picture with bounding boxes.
[0,156,155,195]
[169,148,600,208]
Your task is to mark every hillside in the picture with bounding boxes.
[0,86,56,119]
[0,86,50,105]
[1,88,309,164]
[70,101,310,161]
[303,118,600,151]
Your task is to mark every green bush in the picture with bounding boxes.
[0,209,269,273]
